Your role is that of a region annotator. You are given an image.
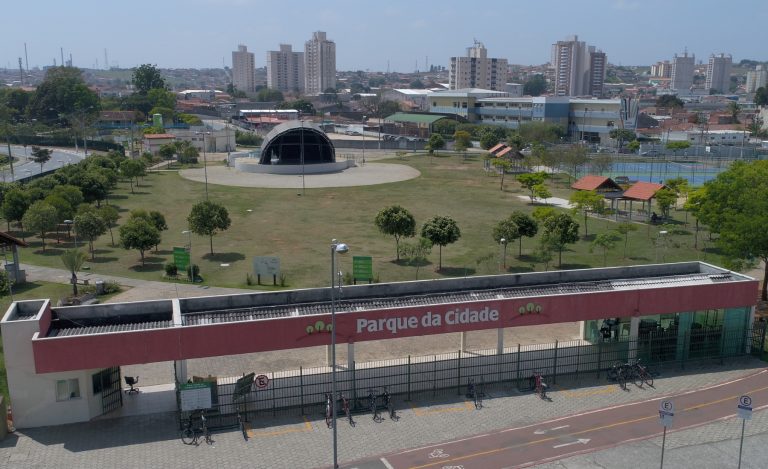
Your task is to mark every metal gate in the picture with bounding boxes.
[100,366,123,415]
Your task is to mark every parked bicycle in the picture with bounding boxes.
[339,393,355,427]
[325,392,334,429]
[366,388,381,422]
[466,378,483,409]
[630,359,654,387]
[607,362,628,390]
[180,410,213,446]
[380,386,398,420]
[533,372,548,400]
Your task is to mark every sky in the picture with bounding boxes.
[2,0,767,72]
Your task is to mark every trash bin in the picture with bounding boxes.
[95,280,105,295]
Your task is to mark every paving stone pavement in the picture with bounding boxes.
[1,358,766,469]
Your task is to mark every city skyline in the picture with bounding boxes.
[2,0,767,73]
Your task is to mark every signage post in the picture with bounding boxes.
[173,246,190,272]
[658,399,674,469]
[737,395,752,469]
[252,256,281,285]
[352,256,373,284]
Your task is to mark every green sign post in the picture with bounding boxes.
[173,246,190,271]
[352,256,373,284]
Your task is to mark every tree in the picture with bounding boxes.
[421,215,461,271]
[74,211,107,259]
[119,217,161,266]
[159,143,176,167]
[426,133,445,155]
[60,249,88,296]
[591,232,620,266]
[399,237,432,280]
[491,159,512,191]
[626,140,641,152]
[541,213,580,268]
[517,171,548,202]
[727,100,741,123]
[509,211,538,257]
[609,128,636,152]
[755,87,768,107]
[562,145,589,181]
[684,187,706,250]
[97,205,119,246]
[590,153,613,175]
[374,205,416,261]
[27,67,100,123]
[121,159,146,193]
[22,201,58,251]
[523,74,548,96]
[518,122,565,145]
[479,126,507,150]
[654,188,677,219]
[533,183,551,203]
[666,141,690,154]
[132,64,167,95]
[696,161,768,299]
[569,190,605,237]
[453,130,471,152]
[31,146,52,173]
[187,201,232,255]
[255,88,283,102]
[2,187,30,232]
[656,95,684,109]
[433,119,458,136]
[73,170,109,205]
[615,222,638,258]
[492,217,520,269]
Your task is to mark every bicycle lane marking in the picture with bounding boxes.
[246,416,313,438]
[410,401,474,416]
[388,372,768,469]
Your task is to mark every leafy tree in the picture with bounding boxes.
[591,232,620,266]
[399,237,433,280]
[492,217,519,269]
[256,88,283,102]
[159,143,176,167]
[517,171,548,202]
[453,130,471,152]
[22,201,58,251]
[626,140,640,152]
[590,153,613,175]
[187,200,232,255]
[655,95,684,109]
[27,67,100,123]
[727,100,741,123]
[541,213,580,268]
[696,161,768,299]
[532,206,557,222]
[0,270,10,298]
[523,74,548,96]
[684,187,706,250]
[31,146,52,173]
[2,187,30,232]
[60,249,88,296]
[43,195,73,232]
[491,159,512,191]
[121,159,146,193]
[433,119,458,136]
[535,237,556,271]
[479,126,507,149]
[174,140,199,164]
[755,87,768,106]
[654,188,677,219]
[74,170,109,205]
[666,141,690,154]
[421,215,461,271]
[569,190,605,236]
[609,128,636,152]
[426,133,445,155]
[74,210,107,259]
[132,64,167,94]
[50,185,84,209]
[533,183,551,203]
[97,205,120,246]
[509,211,538,257]
[518,122,565,145]
[615,222,638,258]
[119,217,161,266]
[562,145,589,181]
[374,205,416,260]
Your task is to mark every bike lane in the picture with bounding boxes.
[380,369,768,469]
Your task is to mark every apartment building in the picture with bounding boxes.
[551,35,605,97]
[267,44,304,92]
[705,53,732,94]
[232,44,256,93]
[588,50,607,98]
[304,31,336,95]
[746,65,768,93]
[670,51,695,93]
[449,41,508,91]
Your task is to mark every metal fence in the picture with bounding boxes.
[178,323,766,430]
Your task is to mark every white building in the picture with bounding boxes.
[267,44,304,92]
[381,89,434,111]
[671,51,695,93]
[746,65,768,93]
[232,44,256,93]
[304,31,336,95]
[449,41,508,91]
[177,89,226,101]
[706,53,732,94]
[171,127,235,153]
[550,35,605,97]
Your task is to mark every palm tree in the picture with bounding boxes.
[60,249,87,296]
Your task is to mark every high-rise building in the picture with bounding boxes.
[448,41,508,91]
[304,31,336,95]
[588,49,606,98]
[232,44,256,93]
[746,65,768,93]
[551,35,599,97]
[651,61,672,78]
[267,44,304,92]
[705,53,732,94]
[670,51,695,92]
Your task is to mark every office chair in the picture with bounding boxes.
[125,376,140,395]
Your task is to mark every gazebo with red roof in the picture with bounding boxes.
[571,175,623,193]
[621,181,666,221]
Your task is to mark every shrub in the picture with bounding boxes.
[187,263,200,281]
[101,281,121,294]
[165,263,178,276]
[246,272,254,285]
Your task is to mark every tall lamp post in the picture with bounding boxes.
[361,116,366,165]
[195,131,211,200]
[499,238,507,272]
[299,120,306,196]
[182,230,192,253]
[330,239,349,469]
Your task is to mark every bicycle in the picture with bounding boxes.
[339,393,355,427]
[533,372,548,400]
[237,410,248,441]
[380,386,398,420]
[632,359,654,387]
[466,378,482,409]
[180,410,213,446]
[608,362,628,390]
[367,388,381,422]
[324,393,334,429]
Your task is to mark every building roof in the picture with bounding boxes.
[0,231,28,247]
[623,181,665,201]
[488,143,506,154]
[143,134,176,139]
[496,147,513,157]
[384,113,448,124]
[571,175,623,192]
[392,89,433,96]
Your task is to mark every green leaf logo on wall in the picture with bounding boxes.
[306,320,333,335]
[518,302,543,315]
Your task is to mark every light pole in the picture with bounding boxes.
[499,238,507,272]
[195,131,211,200]
[330,238,349,469]
[182,230,192,253]
[361,116,366,165]
[299,120,305,196]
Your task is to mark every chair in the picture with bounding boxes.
[124,376,139,395]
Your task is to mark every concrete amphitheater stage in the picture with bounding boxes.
[179,161,421,188]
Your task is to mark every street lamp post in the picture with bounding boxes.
[330,239,349,469]
[362,116,366,165]
[195,131,211,200]
[499,238,507,272]
[299,120,306,196]
[182,230,192,253]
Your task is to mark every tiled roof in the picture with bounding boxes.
[488,143,506,154]
[496,147,513,157]
[623,182,665,201]
[571,175,623,192]
[143,134,176,139]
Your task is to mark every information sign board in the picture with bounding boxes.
[738,395,753,420]
[253,256,280,276]
[658,399,675,427]
[179,382,212,411]
[353,256,373,281]
[173,246,190,271]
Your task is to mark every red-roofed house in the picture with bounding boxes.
[142,134,176,155]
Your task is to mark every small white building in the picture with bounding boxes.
[667,129,749,145]
[171,127,235,153]
[142,133,176,155]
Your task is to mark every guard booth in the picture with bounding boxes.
[176,371,257,431]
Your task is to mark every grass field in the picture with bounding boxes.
[10,152,725,290]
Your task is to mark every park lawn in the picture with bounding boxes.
[10,152,726,290]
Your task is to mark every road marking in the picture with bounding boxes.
[553,438,590,449]
[533,425,570,435]
[429,449,449,458]
[248,416,313,437]
[381,457,395,469]
[410,402,472,416]
[407,381,768,469]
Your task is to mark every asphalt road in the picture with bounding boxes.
[1,144,84,182]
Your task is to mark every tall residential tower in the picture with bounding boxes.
[232,44,256,93]
[551,35,605,97]
[267,44,304,92]
[705,53,732,94]
[670,51,695,93]
[448,41,508,91]
[304,31,336,95]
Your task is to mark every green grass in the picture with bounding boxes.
[10,152,726,290]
